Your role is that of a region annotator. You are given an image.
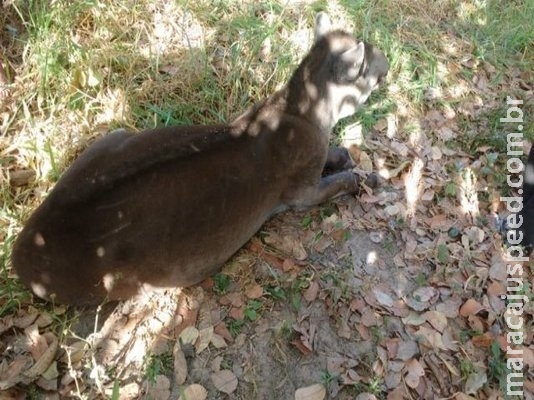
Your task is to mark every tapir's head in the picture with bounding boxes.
[289,12,389,132]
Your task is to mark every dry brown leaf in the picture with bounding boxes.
[179,384,208,400]
[412,287,438,303]
[229,306,244,320]
[523,347,534,368]
[417,326,444,350]
[384,339,399,359]
[471,332,493,348]
[219,292,243,307]
[430,146,442,160]
[436,297,462,318]
[295,383,326,400]
[342,369,362,385]
[35,313,53,328]
[379,160,410,179]
[282,258,299,272]
[404,358,425,389]
[60,341,87,364]
[466,304,486,326]
[0,356,32,390]
[13,310,39,329]
[421,190,435,202]
[402,313,426,326]
[196,327,214,354]
[489,253,507,281]
[211,370,238,394]
[210,333,227,349]
[454,394,477,400]
[303,281,319,303]
[291,338,313,356]
[24,324,48,361]
[146,375,170,400]
[387,387,406,400]
[214,322,233,343]
[179,326,199,346]
[359,151,373,172]
[437,354,460,376]
[173,342,188,385]
[464,371,487,394]
[245,283,263,299]
[372,288,394,308]
[41,361,59,381]
[24,332,58,379]
[396,340,419,361]
[360,308,378,327]
[459,299,484,317]
[423,311,448,333]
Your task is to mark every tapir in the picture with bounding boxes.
[11,13,389,305]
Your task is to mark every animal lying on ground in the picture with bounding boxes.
[11,13,389,305]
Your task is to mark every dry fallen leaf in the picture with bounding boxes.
[396,340,419,361]
[173,342,188,385]
[464,371,487,394]
[179,384,208,400]
[459,298,484,317]
[146,375,170,400]
[24,332,58,379]
[359,151,373,172]
[417,326,444,350]
[0,356,32,390]
[295,383,326,400]
[179,326,200,346]
[291,338,313,356]
[214,322,233,343]
[210,333,227,349]
[24,324,48,361]
[245,283,263,299]
[303,281,319,303]
[471,332,493,348]
[211,370,238,394]
[404,358,425,389]
[423,311,448,333]
[196,327,214,354]
[372,288,394,308]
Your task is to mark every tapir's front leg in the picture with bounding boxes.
[323,147,355,174]
[290,171,360,209]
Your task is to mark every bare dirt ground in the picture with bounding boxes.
[1,1,534,399]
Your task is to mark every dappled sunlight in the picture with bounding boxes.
[458,167,480,220]
[366,250,377,265]
[404,157,424,217]
[90,88,130,129]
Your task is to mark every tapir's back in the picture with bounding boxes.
[11,122,300,305]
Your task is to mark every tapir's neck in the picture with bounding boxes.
[229,80,336,139]
[283,63,339,134]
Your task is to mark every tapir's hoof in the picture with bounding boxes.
[363,172,379,189]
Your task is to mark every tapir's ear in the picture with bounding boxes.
[338,42,365,80]
[314,12,331,41]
